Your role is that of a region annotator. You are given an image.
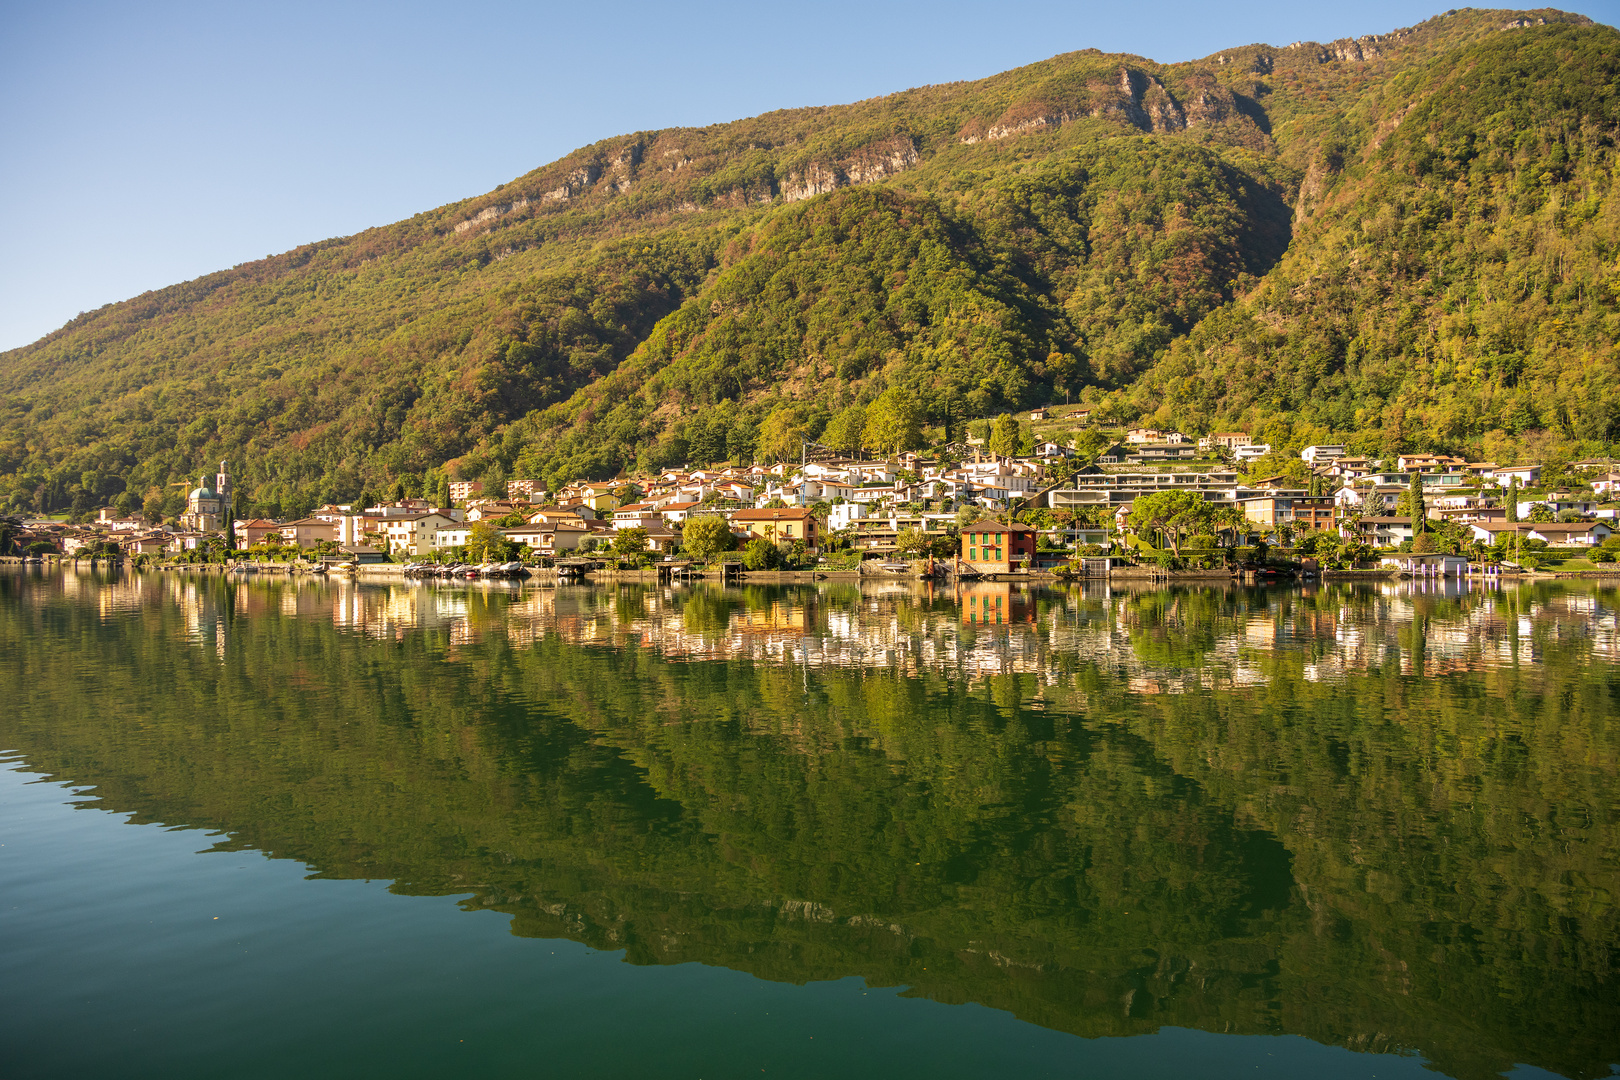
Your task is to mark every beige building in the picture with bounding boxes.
[234,518,284,548]
[180,461,231,532]
[1198,432,1251,451]
[464,501,527,522]
[502,522,590,556]
[381,512,458,557]
[448,480,483,505]
[279,518,339,548]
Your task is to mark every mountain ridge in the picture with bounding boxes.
[0,8,1610,518]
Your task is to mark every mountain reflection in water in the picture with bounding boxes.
[2,567,1617,1080]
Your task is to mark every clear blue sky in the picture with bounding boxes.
[2,0,1614,352]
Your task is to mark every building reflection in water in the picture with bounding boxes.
[34,566,1620,690]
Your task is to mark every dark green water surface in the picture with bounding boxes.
[1,567,1616,1079]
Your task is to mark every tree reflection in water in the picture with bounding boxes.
[2,568,1616,1080]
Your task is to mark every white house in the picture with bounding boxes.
[1379,552,1469,576]
[1517,495,1597,519]
[1527,521,1612,546]
[1199,432,1251,452]
[1346,516,1415,547]
[1300,445,1347,464]
[1468,521,1611,547]
[1591,473,1620,497]
[611,502,666,531]
[1493,465,1542,488]
[435,525,472,549]
[657,501,702,525]
[1234,444,1273,463]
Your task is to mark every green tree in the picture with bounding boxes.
[895,527,932,558]
[863,389,923,456]
[1405,474,1427,534]
[1128,490,1210,558]
[613,528,649,559]
[988,414,1022,457]
[1336,540,1374,568]
[820,405,867,454]
[742,537,781,570]
[466,520,504,562]
[1506,477,1520,523]
[424,468,450,508]
[682,515,734,562]
[1072,429,1113,465]
[757,405,814,464]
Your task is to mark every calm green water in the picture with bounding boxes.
[1,568,1615,1080]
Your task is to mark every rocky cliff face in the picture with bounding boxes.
[781,135,919,202]
[960,65,1216,144]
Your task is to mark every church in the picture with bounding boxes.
[180,461,231,532]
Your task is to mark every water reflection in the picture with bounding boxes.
[2,566,1617,1080]
[47,566,1620,688]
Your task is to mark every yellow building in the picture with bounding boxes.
[731,508,819,551]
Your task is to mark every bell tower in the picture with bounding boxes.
[216,460,231,511]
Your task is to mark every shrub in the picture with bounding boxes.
[742,537,782,570]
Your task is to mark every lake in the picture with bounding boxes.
[1,567,1615,1080]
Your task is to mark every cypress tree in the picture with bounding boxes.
[1409,473,1426,534]
[1506,477,1519,522]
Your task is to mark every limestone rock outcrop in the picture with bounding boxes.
[780,135,918,202]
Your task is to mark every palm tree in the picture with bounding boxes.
[1211,505,1248,562]
[1052,506,1080,549]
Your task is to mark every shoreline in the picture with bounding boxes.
[12,556,1620,585]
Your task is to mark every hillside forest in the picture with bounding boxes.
[0,9,1616,518]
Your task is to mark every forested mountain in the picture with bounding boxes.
[0,8,1613,517]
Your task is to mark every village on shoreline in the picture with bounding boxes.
[8,409,1620,581]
